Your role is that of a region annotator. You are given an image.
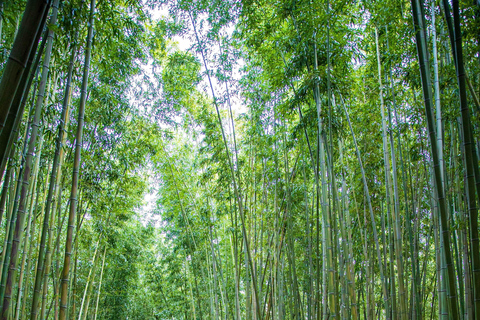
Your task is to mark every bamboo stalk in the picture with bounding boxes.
[58,0,95,318]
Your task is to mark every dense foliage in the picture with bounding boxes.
[0,0,479,319]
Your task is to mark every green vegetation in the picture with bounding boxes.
[0,0,479,319]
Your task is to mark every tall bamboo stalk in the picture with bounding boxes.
[92,247,106,320]
[375,27,407,320]
[449,1,480,316]
[188,11,262,319]
[59,0,95,318]
[0,0,61,311]
[410,0,459,317]
[340,96,390,317]
[0,12,47,183]
[31,18,77,320]
[0,0,49,137]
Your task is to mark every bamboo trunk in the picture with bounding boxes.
[0,0,49,137]
[58,0,95,318]
[410,0,459,317]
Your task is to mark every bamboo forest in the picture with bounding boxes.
[1,0,480,319]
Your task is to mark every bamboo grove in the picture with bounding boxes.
[0,0,479,319]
